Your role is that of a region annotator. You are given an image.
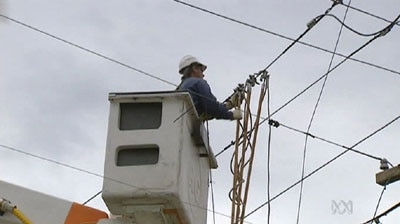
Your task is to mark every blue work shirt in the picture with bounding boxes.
[179,77,233,120]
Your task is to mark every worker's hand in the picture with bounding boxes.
[231,109,242,120]
[225,101,234,110]
[225,92,244,109]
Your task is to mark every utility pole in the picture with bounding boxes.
[376,162,400,186]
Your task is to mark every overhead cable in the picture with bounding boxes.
[266,81,272,224]
[0,144,254,223]
[0,14,177,87]
[339,1,400,27]
[262,2,338,72]
[268,119,384,161]
[0,13,237,125]
[296,3,351,222]
[325,14,386,37]
[245,114,400,218]
[362,201,400,224]
[0,13,242,124]
[171,0,400,77]
[1,11,399,125]
[219,12,400,157]
[219,2,340,155]
[370,186,387,224]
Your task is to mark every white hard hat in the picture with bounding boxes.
[178,55,207,74]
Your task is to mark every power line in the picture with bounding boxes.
[269,120,383,161]
[2,5,399,222]
[363,201,400,224]
[1,10,399,126]
[266,81,272,224]
[256,12,399,140]
[261,2,339,72]
[0,13,242,125]
[324,14,385,37]
[340,1,400,27]
[171,0,400,77]
[0,144,112,182]
[0,143,254,223]
[1,10,250,166]
[0,13,241,123]
[245,114,400,219]
[2,7,399,129]
[296,2,351,222]
[370,186,387,224]
[0,14,177,88]
[219,12,400,158]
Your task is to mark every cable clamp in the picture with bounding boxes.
[268,119,280,128]
[260,70,269,82]
[307,18,318,29]
[246,74,259,87]
[234,83,245,94]
[378,25,393,37]
[331,0,343,6]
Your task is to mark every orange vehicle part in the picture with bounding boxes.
[64,202,108,224]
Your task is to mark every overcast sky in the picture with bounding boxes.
[1,0,400,223]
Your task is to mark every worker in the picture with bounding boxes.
[177,55,242,120]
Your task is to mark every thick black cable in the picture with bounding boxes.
[216,36,384,158]
[217,3,339,156]
[0,14,177,87]
[296,3,351,223]
[171,0,400,77]
[262,2,338,72]
[2,6,398,118]
[257,12,399,123]
[223,3,338,105]
[325,14,384,37]
[339,2,400,27]
[245,114,400,219]
[219,13,399,157]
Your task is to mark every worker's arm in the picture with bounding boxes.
[195,79,233,120]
